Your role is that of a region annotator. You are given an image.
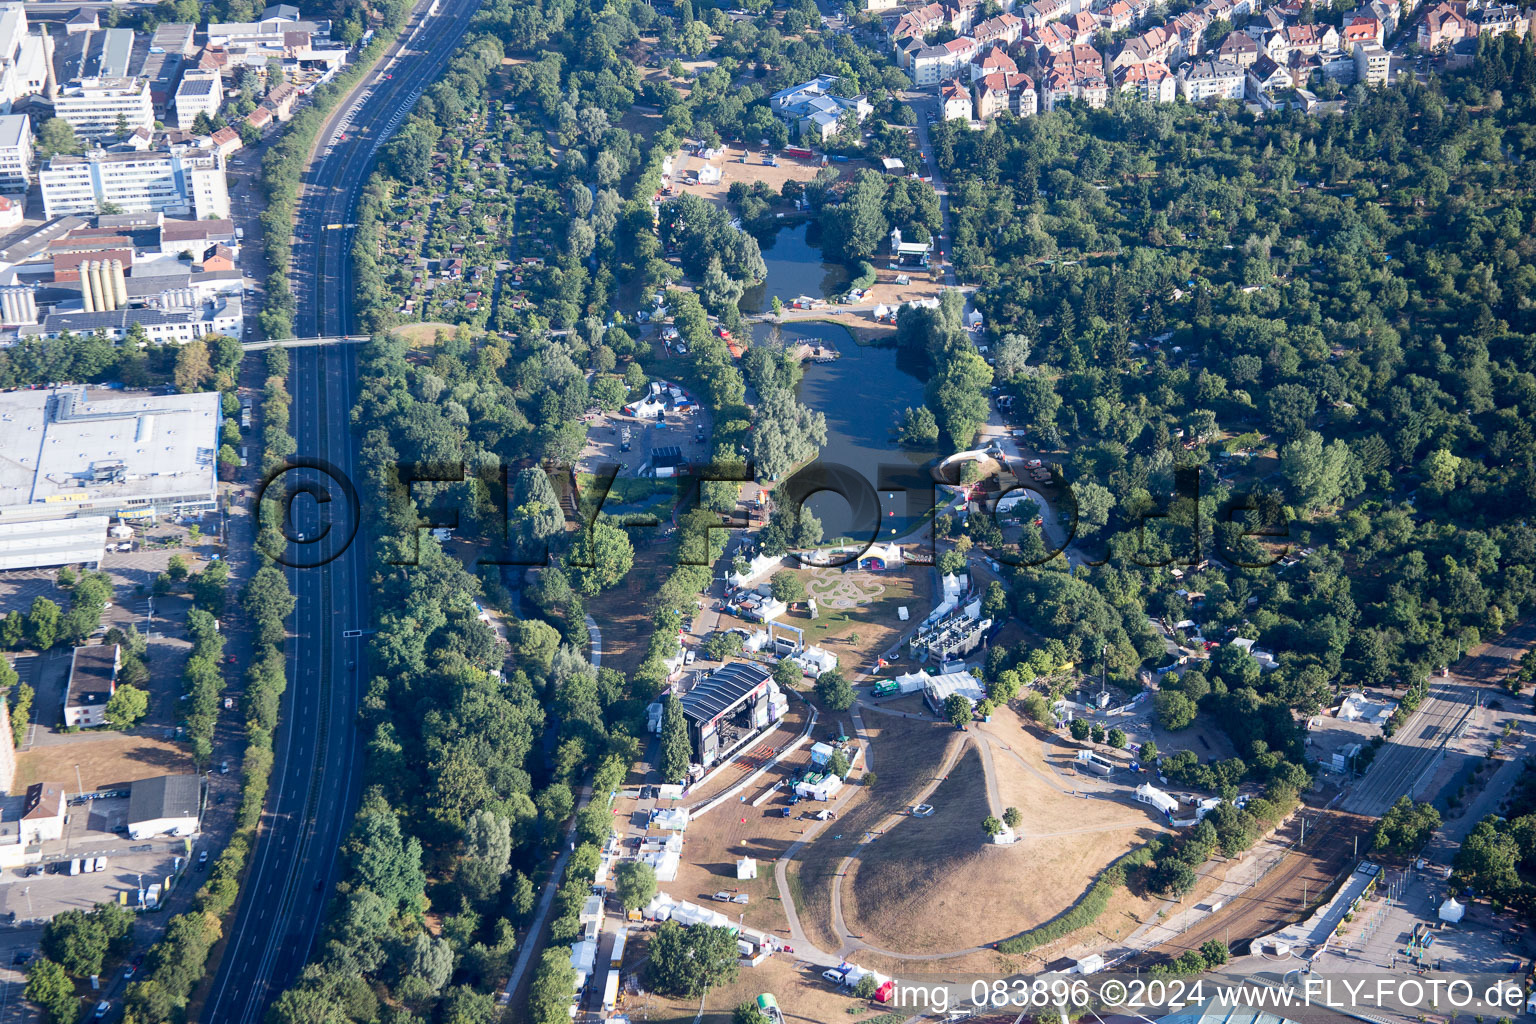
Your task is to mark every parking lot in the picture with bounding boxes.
[0,841,190,927]
[577,391,713,485]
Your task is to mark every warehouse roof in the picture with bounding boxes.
[0,386,220,518]
[127,774,201,825]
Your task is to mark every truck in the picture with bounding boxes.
[871,680,900,699]
[610,926,626,968]
[783,146,813,159]
[601,970,620,1014]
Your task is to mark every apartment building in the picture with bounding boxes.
[0,3,52,112]
[1354,41,1390,84]
[1179,58,1245,100]
[0,113,30,189]
[1116,59,1177,101]
[39,145,229,219]
[53,77,154,139]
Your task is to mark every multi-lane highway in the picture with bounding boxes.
[199,1,481,1019]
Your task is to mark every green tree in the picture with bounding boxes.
[827,749,851,778]
[944,692,972,729]
[751,387,827,481]
[36,118,80,159]
[173,340,212,393]
[772,658,802,691]
[659,695,691,783]
[104,684,148,729]
[1154,691,1197,730]
[27,597,61,650]
[25,958,76,1023]
[1371,796,1442,856]
[1107,727,1127,748]
[898,405,939,446]
[614,859,657,912]
[768,570,804,604]
[1003,806,1023,828]
[1200,939,1230,966]
[42,904,133,978]
[569,517,634,596]
[1069,717,1091,741]
[815,670,853,711]
[648,922,740,997]
[528,948,578,1024]
[734,1001,773,1024]
[982,815,1003,836]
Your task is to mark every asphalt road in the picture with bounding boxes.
[198,1,480,1020]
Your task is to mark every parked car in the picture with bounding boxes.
[95,1001,110,1019]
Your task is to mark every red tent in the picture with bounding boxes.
[874,981,895,1004]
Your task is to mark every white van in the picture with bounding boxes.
[68,859,80,875]
[93,857,107,873]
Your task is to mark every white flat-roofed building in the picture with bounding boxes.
[18,296,244,342]
[0,516,109,569]
[0,386,221,527]
[39,145,229,220]
[53,77,154,139]
[64,644,117,727]
[174,72,222,130]
[0,113,31,189]
[0,3,52,112]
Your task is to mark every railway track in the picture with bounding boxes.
[1150,809,1371,961]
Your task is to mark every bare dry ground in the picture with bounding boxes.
[387,321,459,347]
[670,145,833,205]
[840,744,993,953]
[841,703,1170,958]
[624,937,886,1024]
[789,713,959,955]
[16,734,195,794]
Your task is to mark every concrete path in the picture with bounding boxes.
[501,784,594,1006]
[584,613,602,668]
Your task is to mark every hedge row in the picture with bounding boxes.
[995,845,1156,955]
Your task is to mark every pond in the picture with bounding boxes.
[749,320,933,546]
[738,220,849,314]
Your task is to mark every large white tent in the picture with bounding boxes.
[1136,783,1180,816]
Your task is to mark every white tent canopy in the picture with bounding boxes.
[652,807,690,831]
[736,857,757,880]
[1438,897,1465,923]
[1136,783,1180,815]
